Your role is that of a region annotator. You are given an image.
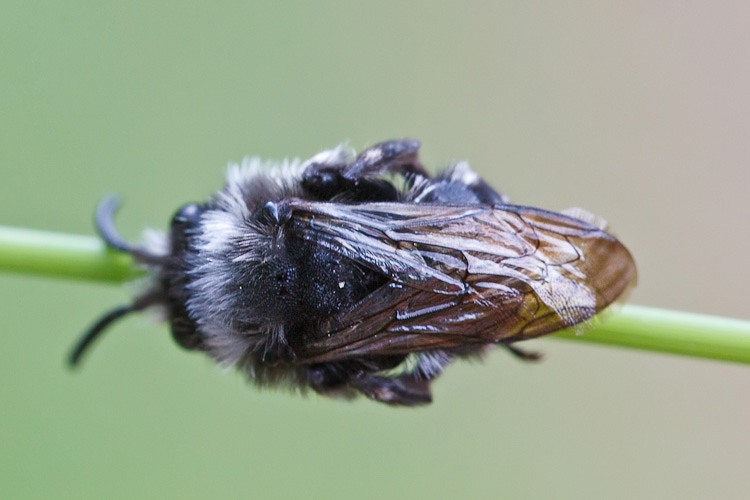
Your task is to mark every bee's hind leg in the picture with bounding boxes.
[306,358,432,406]
[354,373,433,407]
[504,343,543,362]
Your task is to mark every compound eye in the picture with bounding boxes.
[171,203,203,229]
[170,203,204,255]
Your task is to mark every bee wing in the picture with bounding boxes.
[287,200,636,363]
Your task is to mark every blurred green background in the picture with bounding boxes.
[2,2,750,499]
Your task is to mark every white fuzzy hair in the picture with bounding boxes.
[182,155,310,367]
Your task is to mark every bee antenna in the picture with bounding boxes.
[96,195,164,265]
[68,291,161,368]
[68,304,139,367]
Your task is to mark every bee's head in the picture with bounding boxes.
[167,167,308,364]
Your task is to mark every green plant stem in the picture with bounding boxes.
[0,226,142,283]
[2,225,750,364]
[554,305,750,364]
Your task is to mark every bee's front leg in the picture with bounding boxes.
[343,139,429,181]
[302,139,428,202]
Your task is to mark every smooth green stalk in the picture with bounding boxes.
[0,226,143,283]
[554,305,750,364]
[1,226,749,365]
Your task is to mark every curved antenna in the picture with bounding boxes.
[96,195,164,265]
[68,290,162,367]
[68,304,139,367]
[71,197,168,368]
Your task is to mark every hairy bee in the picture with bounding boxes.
[70,140,636,406]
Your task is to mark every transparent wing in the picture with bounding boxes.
[287,200,636,363]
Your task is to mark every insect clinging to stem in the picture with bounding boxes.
[70,139,637,406]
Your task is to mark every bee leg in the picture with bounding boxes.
[411,163,510,204]
[343,139,430,181]
[96,195,164,264]
[302,166,400,201]
[302,139,428,202]
[504,344,544,362]
[306,363,358,400]
[461,175,510,205]
[354,374,433,406]
[301,156,398,202]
